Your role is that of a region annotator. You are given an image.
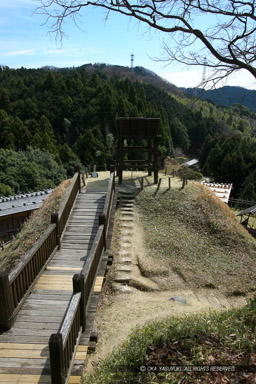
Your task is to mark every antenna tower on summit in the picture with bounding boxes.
[202,56,207,86]
[131,53,134,69]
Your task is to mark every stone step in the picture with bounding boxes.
[119,224,133,229]
[120,208,134,212]
[122,242,132,248]
[118,250,131,256]
[120,236,133,243]
[119,199,133,203]
[120,229,133,234]
[120,259,132,264]
[120,210,134,214]
[116,267,131,273]
[114,275,131,283]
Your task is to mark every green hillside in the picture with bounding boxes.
[184,86,256,113]
[0,64,256,197]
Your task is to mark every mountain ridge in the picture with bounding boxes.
[183,85,256,113]
[2,63,255,112]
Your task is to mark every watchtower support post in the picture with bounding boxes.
[116,118,160,185]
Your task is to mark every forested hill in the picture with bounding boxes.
[183,86,256,113]
[81,64,181,95]
[0,64,256,200]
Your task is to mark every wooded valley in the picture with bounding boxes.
[0,64,256,199]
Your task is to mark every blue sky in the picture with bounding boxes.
[1,0,256,90]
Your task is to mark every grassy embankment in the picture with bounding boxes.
[0,179,71,273]
[136,183,256,295]
[85,182,256,384]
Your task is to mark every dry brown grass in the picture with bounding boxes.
[193,183,252,238]
[135,182,256,295]
[162,156,182,175]
[0,179,71,273]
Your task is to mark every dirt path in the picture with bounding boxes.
[83,182,249,380]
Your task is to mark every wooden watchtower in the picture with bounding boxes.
[116,117,160,184]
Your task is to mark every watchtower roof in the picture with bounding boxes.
[116,117,160,138]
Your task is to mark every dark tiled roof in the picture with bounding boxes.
[0,189,54,217]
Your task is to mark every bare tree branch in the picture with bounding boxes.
[35,0,256,82]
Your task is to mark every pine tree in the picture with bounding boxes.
[0,89,12,113]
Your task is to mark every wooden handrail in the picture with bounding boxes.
[103,172,115,216]
[49,226,104,384]
[54,172,80,243]
[0,169,81,331]
[0,224,57,330]
[99,172,115,248]
[81,225,104,326]
[228,198,256,209]
[61,293,81,349]
[49,293,82,384]
[58,173,79,224]
[48,171,116,382]
[9,224,56,285]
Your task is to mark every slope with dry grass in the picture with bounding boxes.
[135,183,256,295]
[84,180,256,384]
[0,179,71,273]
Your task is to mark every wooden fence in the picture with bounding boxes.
[49,172,115,384]
[51,170,80,247]
[49,293,82,384]
[0,170,81,331]
[228,198,256,210]
[99,171,115,249]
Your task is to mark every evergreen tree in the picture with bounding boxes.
[170,117,191,151]
[137,86,147,116]
[199,134,214,168]
[117,96,129,117]
[128,84,138,105]
[73,129,107,166]
[12,117,32,150]
[43,72,57,92]
[100,81,117,135]
[0,89,12,113]
[239,182,256,201]
[39,115,56,153]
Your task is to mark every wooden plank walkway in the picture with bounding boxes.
[0,189,106,384]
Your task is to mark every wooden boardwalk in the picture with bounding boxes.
[0,189,107,384]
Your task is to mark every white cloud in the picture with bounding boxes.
[42,46,103,57]
[2,49,35,56]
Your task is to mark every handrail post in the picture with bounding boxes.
[99,214,106,250]
[110,165,115,178]
[73,273,86,331]
[75,165,81,193]
[0,272,14,330]
[156,178,162,192]
[51,213,60,248]
[111,171,115,192]
[49,333,65,384]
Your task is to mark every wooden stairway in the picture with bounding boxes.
[0,190,106,384]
